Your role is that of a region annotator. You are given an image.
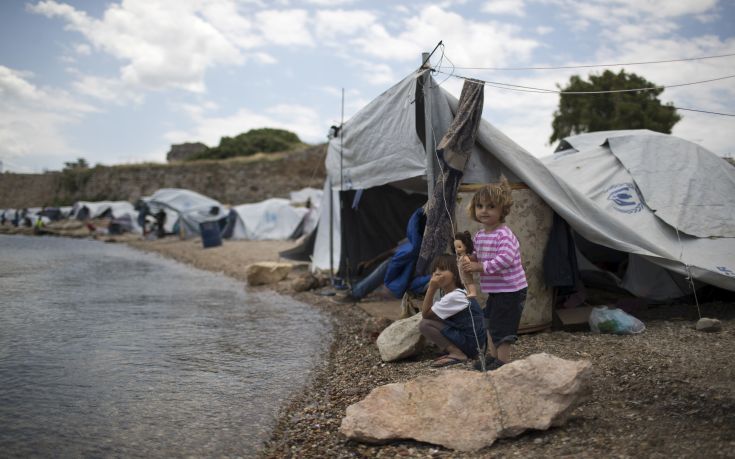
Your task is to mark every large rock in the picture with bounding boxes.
[376,312,425,362]
[696,317,722,332]
[245,262,292,286]
[340,353,592,451]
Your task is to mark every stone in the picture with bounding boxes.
[291,273,319,292]
[245,262,292,286]
[695,317,722,332]
[340,353,592,452]
[166,142,208,162]
[376,312,425,362]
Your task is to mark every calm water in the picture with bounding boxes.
[0,235,331,457]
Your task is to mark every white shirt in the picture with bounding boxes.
[431,288,469,320]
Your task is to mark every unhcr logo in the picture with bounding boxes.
[606,183,643,214]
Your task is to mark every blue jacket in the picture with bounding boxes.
[384,208,430,297]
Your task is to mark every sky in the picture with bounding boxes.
[0,0,733,173]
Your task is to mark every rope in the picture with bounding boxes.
[440,51,735,71]
[674,227,702,319]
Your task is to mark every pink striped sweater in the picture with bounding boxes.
[473,225,528,293]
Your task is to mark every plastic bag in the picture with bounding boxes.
[588,306,646,335]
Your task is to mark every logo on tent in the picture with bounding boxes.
[606,183,643,214]
[717,266,735,277]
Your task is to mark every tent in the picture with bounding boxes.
[309,69,735,301]
[142,188,228,238]
[222,187,322,241]
[224,198,309,240]
[540,130,735,300]
[71,201,142,233]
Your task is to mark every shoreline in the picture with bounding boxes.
[3,230,735,457]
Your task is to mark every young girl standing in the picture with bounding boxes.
[461,178,528,371]
[419,254,485,368]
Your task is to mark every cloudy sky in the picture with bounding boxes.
[1,0,733,173]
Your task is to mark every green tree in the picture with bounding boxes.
[63,157,89,170]
[549,70,681,145]
[191,128,303,160]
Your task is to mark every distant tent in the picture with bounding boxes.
[71,201,141,233]
[223,198,309,240]
[142,188,228,238]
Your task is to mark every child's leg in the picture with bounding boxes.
[496,342,511,363]
[419,319,468,361]
[467,283,478,298]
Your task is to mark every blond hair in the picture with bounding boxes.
[467,177,513,223]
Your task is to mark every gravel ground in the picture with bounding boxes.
[8,230,732,458]
[260,295,735,458]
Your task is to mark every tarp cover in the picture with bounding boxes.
[560,130,735,238]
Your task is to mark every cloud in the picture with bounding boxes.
[29,0,244,93]
[481,0,526,16]
[255,9,314,46]
[165,102,326,148]
[350,5,540,68]
[313,9,377,40]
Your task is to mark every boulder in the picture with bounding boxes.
[340,353,592,451]
[695,317,722,332]
[245,262,292,286]
[376,312,425,362]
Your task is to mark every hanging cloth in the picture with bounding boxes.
[436,78,485,172]
[415,79,485,275]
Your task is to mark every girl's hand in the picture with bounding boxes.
[461,259,482,273]
[428,272,442,289]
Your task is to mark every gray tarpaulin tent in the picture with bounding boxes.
[143,188,228,238]
[313,69,735,297]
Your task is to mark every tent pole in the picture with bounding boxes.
[419,51,435,197]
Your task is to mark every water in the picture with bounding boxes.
[0,235,332,457]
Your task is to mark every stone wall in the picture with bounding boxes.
[0,144,327,208]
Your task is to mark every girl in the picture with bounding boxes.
[419,254,485,368]
[461,178,528,371]
[452,231,478,298]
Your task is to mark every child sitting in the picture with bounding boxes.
[419,254,486,368]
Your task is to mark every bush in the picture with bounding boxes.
[190,128,302,161]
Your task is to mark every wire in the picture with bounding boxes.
[672,106,735,117]
[434,69,735,95]
[440,52,735,71]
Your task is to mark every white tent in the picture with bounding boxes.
[226,198,309,240]
[143,188,228,238]
[314,69,735,296]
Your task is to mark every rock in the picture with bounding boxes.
[166,142,208,162]
[376,313,425,362]
[695,317,722,332]
[292,273,319,292]
[246,262,292,286]
[340,353,592,451]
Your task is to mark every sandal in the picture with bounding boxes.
[430,356,466,368]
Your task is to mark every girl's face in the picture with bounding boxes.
[475,199,502,230]
[453,239,467,256]
[431,268,457,291]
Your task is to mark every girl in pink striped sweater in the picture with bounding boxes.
[461,178,528,371]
